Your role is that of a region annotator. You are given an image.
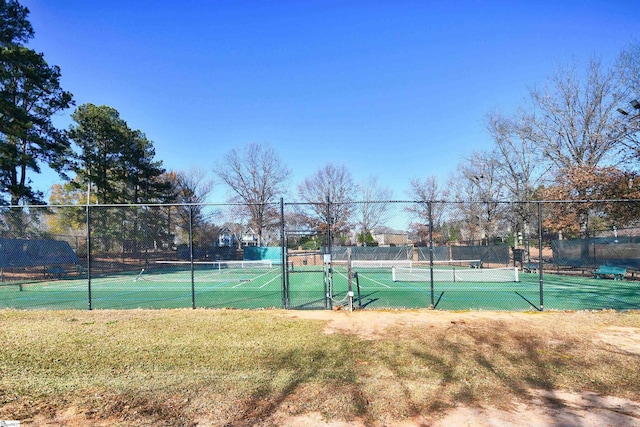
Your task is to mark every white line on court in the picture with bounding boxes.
[232,269,281,289]
[335,270,392,289]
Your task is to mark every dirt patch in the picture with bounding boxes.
[276,391,640,427]
[596,326,640,355]
[431,390,640,427]
[27,394,640,427]
[283,309,543,340]
[278,310,640,427]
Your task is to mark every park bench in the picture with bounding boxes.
[592,265,626,281]
[469,260,482,269]
[524,263,539,273]
[46,266,66,279]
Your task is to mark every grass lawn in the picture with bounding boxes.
[1,308,640,426]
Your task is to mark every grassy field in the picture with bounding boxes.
[1,309,639,426]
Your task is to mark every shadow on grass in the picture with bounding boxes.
[401,319,640,426]
[224,344,374,426]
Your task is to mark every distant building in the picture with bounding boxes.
[372,227,409,246]
[240,227,259,247]
[218,226,260,247]
[218,226,237,248]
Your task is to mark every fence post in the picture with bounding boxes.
[326,195,333,309]
[428,201,435,309]
[538,201,544,311]
[86,203,92,310]
[326,194,332,256]
[189,205,196,309]
[280,198,288,309]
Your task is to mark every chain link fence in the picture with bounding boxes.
[1,199,639,311]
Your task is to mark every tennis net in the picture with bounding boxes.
[155,260,274,271]
[430,259,481,267]
[392,266,519,283]
[332,260,412,270]
[351,260,412,268]
[134,260,277,283]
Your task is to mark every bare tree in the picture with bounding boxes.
[355,176,392,246]
[616,42,640,164]
[490,57,629,237]
[174,168,216,237]
[158,168,216,248]
[618,42,640,98]
[485,114,553,246]
[173,167,214,205]
[449,150,509,244]
[404,176,447,245]
[525,58,625,171]
[487,111,550,202]
[215,143,290,246]
[297,163,356,241]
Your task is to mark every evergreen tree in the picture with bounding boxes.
[0,0,74,205]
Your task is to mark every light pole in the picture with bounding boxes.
[617,99,640,115]
[617,98,640,164]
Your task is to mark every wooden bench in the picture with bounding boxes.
[46,266,66,279]
[592,265,626,281]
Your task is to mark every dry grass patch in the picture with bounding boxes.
[0,309,639,426]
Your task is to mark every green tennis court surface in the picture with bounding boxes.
[1,264,638,311]
[0,265,286,310]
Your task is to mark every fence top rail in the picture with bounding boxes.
[4,198,640,209]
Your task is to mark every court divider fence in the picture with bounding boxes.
[0,198,639,311]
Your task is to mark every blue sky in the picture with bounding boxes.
[21,0,640,203]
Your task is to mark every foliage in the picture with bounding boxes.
[0,44,74,205]
[357,231,377,246]
[68,103,168,204]
[0,0,73,206]
[540,166,640,236]
[297,235,321,250]
[66,104,172,253]
[45,181,91,236]
[0,204,52,238]
[0,0,33,46]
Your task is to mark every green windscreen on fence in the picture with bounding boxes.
[552,237,640,269]
[243,246,283,264]
[0,238,80,268]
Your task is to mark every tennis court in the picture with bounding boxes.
[0,261,285,310]
[300,262,640,311]
[1,260,638,311]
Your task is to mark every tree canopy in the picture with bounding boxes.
[2,0,640,247]
[68,103,168,204]
[0,0,33,47]
[0,4,74,205]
